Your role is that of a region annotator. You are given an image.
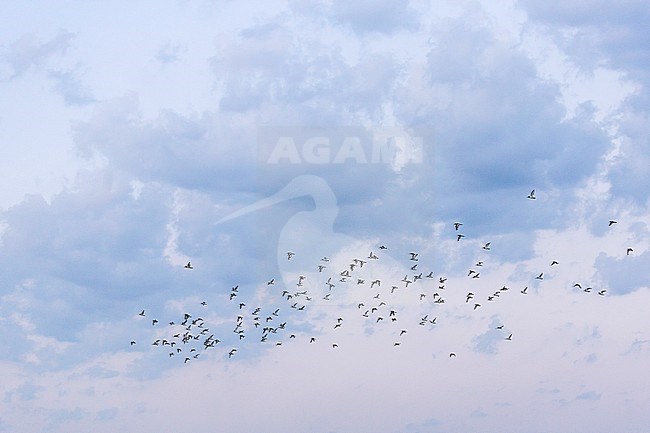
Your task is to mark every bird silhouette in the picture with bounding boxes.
[527,189,536,199]
[184,262,194,269]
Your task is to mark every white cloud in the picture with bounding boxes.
[0,1,649,432]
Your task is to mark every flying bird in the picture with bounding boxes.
[627,248,633,255]
[184,262,194,269]
[608,220,617,226]
[527,189,536,200]
[454,222,463,231]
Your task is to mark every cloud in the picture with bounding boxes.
[155,42,183,65]
[329,0,419,34]
[520,0,650,78]
[576,390,601,401]
[2,30,75,79]
[594,250,650,294]
[48,69,95,106]
[1,2,650,432]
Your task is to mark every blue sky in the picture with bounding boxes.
[1,1,649,432]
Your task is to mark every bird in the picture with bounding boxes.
[267,279,275,285]
[130,341,136,346]
[608,220,617,226]
[598,289,606,296]
[551,260,559,266]
[483,242,491,250]
[449,352,456,357]
[527,189,536,199]
[287,252,295,260]
[454,222,463,231]
[521,287,528,294]
[627,248,633,255]
[536,273,544,280]
[473,303,481,310]
[184,262,194,269]
[505,334,512,341]
[228,349,237,358]
[457,234,465,241]
[138,310,145,317]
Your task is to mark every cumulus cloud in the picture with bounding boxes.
[1,1,649,432]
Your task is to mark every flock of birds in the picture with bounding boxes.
[131,189,630,363]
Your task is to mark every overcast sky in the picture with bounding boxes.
[1,1,649,432]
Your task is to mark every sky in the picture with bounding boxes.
[1,1,649,432]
